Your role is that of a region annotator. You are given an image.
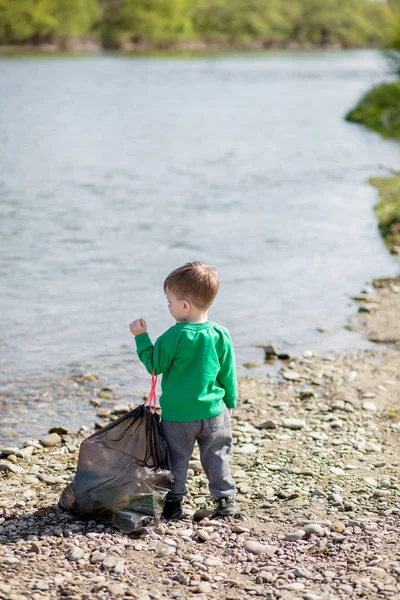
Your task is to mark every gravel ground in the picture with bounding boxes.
[1,278,400,600]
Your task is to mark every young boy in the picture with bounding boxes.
[129,261,237,519]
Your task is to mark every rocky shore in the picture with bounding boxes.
[1,277,400,600]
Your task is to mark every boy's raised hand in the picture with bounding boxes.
[129,318,147,336]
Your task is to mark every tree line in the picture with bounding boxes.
[0,0,398,49]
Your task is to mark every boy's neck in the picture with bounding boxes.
[181,310,209,324]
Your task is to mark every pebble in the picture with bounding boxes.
[197,529,210,541]
[303,524,325,537]
[244,540,278,556]
[285,529,306,542]
[258,420,278,429]
[279,582,305,591]
[282,418,306,430]
[67,547,84,561]
[39,433,62,447]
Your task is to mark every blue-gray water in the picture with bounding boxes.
[0,50,399,444]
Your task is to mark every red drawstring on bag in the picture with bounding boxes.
[144,369,158,413]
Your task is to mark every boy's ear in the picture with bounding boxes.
[182,299,190,311]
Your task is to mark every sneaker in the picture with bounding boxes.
[214,496,236,516]
[162,500,185,520]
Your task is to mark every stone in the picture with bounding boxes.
[293,567,314,579]
[39,433,62,447]
[106,582,127,596]
[330,521,345,533]
[285,529,306,542]
[67,547,84,561]
[102,555,117,568]
[198,582,212,593]
[303,524,325,537]
[362,401,377,411]
[0,461,24,474]
[197,529,210,541]
[279,582,305,591]
[282,418,306,430]
[112,405,130,414]
[244,540,278,556]
[29,542,42,554]
[258,419,278,429]
[33,581,49,591]
[15,446,34,459]
[97,408,111,418]
[91,551,107,563]
[0,447,19,456]
[282,370,303,381]
[48,426,69,435]
[363,477,378,486]
[237,443,258,453]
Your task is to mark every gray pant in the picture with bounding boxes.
[162,409,236,502]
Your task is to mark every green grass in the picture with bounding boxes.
[346,81,400,253]
[346,81,400,140]
[370,175,400,253]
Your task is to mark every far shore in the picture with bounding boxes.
[0,39,383,56]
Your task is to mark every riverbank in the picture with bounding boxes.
[346,81,400,254]
[0,40,382,56]
[1,277,399,600]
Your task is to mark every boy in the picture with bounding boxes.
[129,261,237,519]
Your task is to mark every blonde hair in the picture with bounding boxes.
[164,261,219,309]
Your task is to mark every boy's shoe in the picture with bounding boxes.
[214,496,236,517]
[162,500,185,520]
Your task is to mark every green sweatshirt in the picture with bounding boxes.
[135,321,237,421]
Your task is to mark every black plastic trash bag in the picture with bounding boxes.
[59,403,174,533]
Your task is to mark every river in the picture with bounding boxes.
[0,50,399,444]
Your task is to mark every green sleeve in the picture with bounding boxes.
[218,331,237,409]
[135,330,176,376]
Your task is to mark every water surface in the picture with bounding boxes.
[0,50,399,443]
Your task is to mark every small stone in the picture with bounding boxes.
[48,426,69,435]
[244,540,278,556]
[0,460,24,474]
[362,401,377,411]
[33,581,49,591]
[293,567,314,579]
[363,477,378,487]
[330,521,345,533]
[197,529,210,541]
[29,542,42,554]
[15,446,34,459]
[282,418,305,430]
[112,405,130,414]
[0,447,19,456]
[39,433,62,448]
[204,557,223,566]
[106,582,127,596]
[198,582,212,593]
[67,547,84,561]
[91,551,107,563]
[303,524,325,537]
[97,408,111,418]
[285,529,306,542]
[102,556,117,569]
[279,582,305,591]
[258,419,278,430]
[237,443,258,453]
[282,370,303,381]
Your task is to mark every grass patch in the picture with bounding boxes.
[346,81,400,140]
[370,175,400,253]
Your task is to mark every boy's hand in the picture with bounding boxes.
[129,318,147,336]
[229,409,234,417]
